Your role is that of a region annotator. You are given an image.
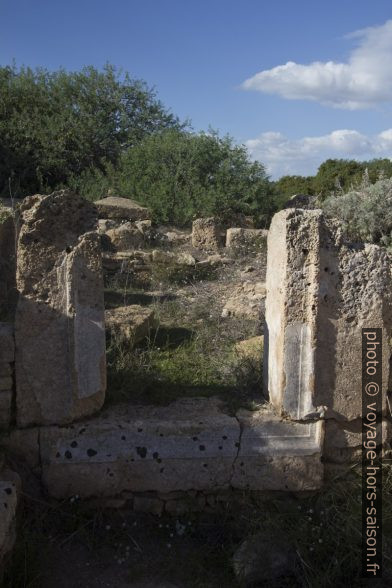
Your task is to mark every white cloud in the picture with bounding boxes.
[242,20,392,109]
[246,129,392,178]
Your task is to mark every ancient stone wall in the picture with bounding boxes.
[263,208,392,472]
[14,191,106,426]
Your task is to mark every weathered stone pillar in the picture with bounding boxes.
[15,191,106,427]
[264,208,392,422]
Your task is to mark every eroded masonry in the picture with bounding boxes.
[0,193,391,570]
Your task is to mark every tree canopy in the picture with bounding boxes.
[0,64,181,196]
[72,128,275,226]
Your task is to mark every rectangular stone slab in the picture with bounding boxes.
[39,398,323,498]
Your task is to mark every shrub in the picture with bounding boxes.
[322,176,392,247]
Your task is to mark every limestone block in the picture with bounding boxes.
[0,391,12,429]
[222,282,266,320]
[152,250,195,266]
[106,222,145,251]
[226,228,268,253]
[0,323,14,364]
[105,305,157,347]
[191,218,222,251]
[0,470,20,573]
[264,209,392,421]
[0,427,40,469]
[40,398,238,498]
[95,196,150,221]
[232,408,324,491]
[15,191,106,427]
[39,398,323,498]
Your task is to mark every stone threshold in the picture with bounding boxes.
[29,397,324,499]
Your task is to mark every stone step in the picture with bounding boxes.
[39,397,323,499]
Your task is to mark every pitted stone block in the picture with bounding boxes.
[15,191,106,426]
[264,209,392,421]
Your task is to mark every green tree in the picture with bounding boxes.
[313,159,364,199]
[273,174,315,208]
[0,64,181,196]
[75,129,275,226]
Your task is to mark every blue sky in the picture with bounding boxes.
[2,0,392,178]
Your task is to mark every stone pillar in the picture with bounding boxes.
[264,208,392,422]
[15,191,106,427]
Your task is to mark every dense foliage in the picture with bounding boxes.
[0,64,181,196]
[71,128,275,226]
[322,176,392,247]
[274,158,392,204]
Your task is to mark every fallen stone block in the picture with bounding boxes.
[106,222,145,251]
[264,209,392,421]
[15,191,106,427]
[95,196,150,221]
[226,228,268,253]
[234,336,264,363]
[222,282,266,320]
[105,305,157,347]
[192,218,222,251]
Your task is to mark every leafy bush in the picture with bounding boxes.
[73,128,276,226]
[0,64,181,196]
[322,176,392,247]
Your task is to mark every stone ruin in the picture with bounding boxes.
[1,193,391,572]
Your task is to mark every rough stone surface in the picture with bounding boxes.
[15,191,106,427]
[105,305,157,347]
[152,250,195,266]
[95,196,150,221]
[226,228,268,253]
[0,216,17,320]
[191,218,222,251]
[0,323,14,365]
[0,470,20,575]
[39,398,323,499]
[106,222,145,251]
[283,193,318,209]
[324,418,388,464]
[0,392,12,429]
[98,219,117,234]
[264,209,392,421]
[234,336,264,363]
[233,532,298,585]
[232,408,324,491]
[222,282,266,320]
[0,427,40,470]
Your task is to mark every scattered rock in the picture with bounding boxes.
[233,532,298,585]
[234,336,264,362]
[222,282,266,319]
[152,250,195,266]
[282,193,318,209]
[106,222,145,251]
[105,305,157,347]
[95,196,150,221]
[226,228,268,253]
[98,218,117,234]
